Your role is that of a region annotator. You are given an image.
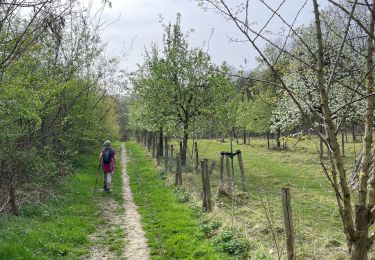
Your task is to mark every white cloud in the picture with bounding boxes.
[92,0,313,72]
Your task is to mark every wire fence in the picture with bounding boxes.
[135,137,347,259]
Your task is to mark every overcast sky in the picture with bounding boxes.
[93,0,315,72]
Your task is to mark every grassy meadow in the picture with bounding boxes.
[159,135,368,259]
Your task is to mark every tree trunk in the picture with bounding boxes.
[164,136,168,154]
[170,144,174,172]
[313,0,357,255]
[152,135,156,158]
[345,128,348,142]
[181,131,188,167]
[40,118,47,145]
[143,130,147,147]
[9,184,19,216]
[352,1,375,258]
[352,122,356,143]
[351,204,370,260]
[194,142,199,171]
[225,154,232,192]
[320,125,324,159]
[276,128,281,149]
[267,132,270,149]
[243,129,247,145]
[158,127,163,157]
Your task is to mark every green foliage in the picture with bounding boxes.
[129,15,237,138]
[213,229,249,257]
[254,250,275,260]
[199,220,221,238]
[0,1,120,212]
[174,187,191,203]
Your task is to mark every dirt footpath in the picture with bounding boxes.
[121,143,150,259]
[86,144,150,260]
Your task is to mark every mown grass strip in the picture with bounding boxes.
[125,141,227,259]
[0,144,123,260]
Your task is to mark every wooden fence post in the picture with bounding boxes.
[157,155,161,166]
[208,161,216,175]
[225,154,232,192]
[178,154,182,186]
[175,153,182,186]
[205,159,212,211]
[201,160,206,207]
[147,133,151,152]
[220,152,224,182]
[170,144,174,172]
[201,159,212,212]
[194,142,199,170]
[281,188,296,260]
[237,150,246,192]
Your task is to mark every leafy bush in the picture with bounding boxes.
[199,220,221,238]
[214,229,249,257]
[174,188,190,203]
[158,168,166,180]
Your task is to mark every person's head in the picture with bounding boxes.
[103,140,111,148]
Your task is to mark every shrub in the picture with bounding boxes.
[199,220,221,238]
[214,229,249,257]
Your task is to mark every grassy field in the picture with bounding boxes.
[0,143,123,259]
[125,141,232,259]
[0,137,365,259]
[158,136,369,259]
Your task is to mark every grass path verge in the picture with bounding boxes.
[125,141,227,259]
[0,143,123,259]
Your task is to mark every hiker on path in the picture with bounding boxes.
[99,140,116,192]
